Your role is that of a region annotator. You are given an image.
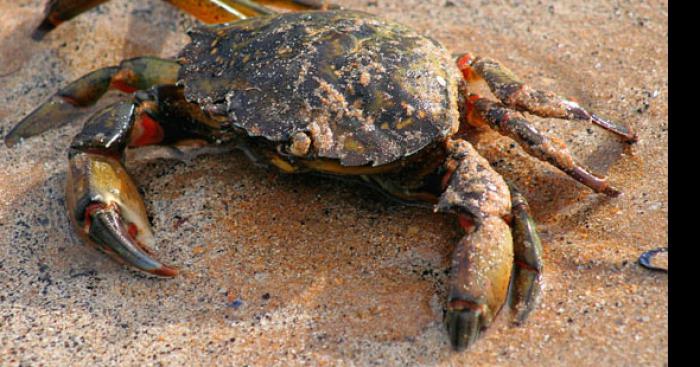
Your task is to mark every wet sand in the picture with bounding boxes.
[0,0,667,365]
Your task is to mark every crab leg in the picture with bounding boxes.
[436,138,514,351]
[31,0,336,40]
[4,57,179,147]
[508,187,543,325]
[456,54,637,142]
[464,95,621,196]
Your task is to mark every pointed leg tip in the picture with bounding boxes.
[603,186,621,197]
[31,19,55,41]
[31,29,47,41]
[616,128,638,144]
[4,135,19,148]
[590,113,638,143]
[4,121,31,148]
[508,270,542,327]
[149,265,179,277]
[510,305,534,327]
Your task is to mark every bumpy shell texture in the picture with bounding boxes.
[178,10,460,166]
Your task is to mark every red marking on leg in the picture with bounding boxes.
[59,94,81,107]
[456,53,478,82]
[130,113,164,147]
[151,266,178,277]
[465,95,479,118]
[110,69,138,93]
[110,80,137,94]
[448,298,484,312]
[458,214,475,232]
[83,202,107,229]
[127,223,138,239]
[464,95,487,129]
[502,213,513,225]
[456,54,473,76]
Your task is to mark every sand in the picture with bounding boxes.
[0,0,667,365]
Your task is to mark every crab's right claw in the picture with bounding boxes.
[67,152,177,277]
[31,0,340,40]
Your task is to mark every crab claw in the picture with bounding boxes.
[445,298,491,351]
[441,213,513,351]
[67,152,177,277]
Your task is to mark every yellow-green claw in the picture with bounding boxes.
[67,152,178,277]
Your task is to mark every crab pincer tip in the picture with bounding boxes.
[4,135,19,148]
[590,113,638,143]
[603,185,622,197]
[88,209,178,278]
[31,19,56,41]
[149,265,179,278]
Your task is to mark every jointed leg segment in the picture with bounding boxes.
[5,57,179,147]
[456,53,634,196]
[457,53,637,142]
[465,96,621,196]
[4,57,200,276]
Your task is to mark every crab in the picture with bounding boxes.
[4,0,637,351]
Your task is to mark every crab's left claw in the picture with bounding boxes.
[59,99,177,277]
[7,58,185,275]
[67,152,178,277]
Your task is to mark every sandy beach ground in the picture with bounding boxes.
[0,0,667,365]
